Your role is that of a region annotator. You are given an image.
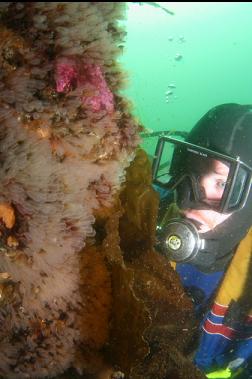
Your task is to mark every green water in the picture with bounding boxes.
[120,2,252,158]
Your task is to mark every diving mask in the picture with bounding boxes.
[152,135,252,214]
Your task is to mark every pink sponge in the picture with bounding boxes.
[55,59,78,93]
[55,57,114,113]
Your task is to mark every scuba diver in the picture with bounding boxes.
[152,103,252,379]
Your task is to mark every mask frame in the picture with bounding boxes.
[152,135,252,213]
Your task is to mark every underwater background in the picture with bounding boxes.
[120,2,252,158]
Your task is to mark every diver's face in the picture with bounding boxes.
[183,159,231,233]
[199,159,229,203]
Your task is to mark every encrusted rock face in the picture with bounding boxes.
[0,3,140,378]
[0,3,205,379]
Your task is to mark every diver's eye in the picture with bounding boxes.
[216,180,226,189]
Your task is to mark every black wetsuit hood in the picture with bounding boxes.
[178,103,252,272]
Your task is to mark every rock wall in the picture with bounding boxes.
[0,3,204,379]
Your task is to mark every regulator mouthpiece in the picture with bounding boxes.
[157,218,205,262]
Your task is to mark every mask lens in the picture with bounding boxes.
[228,166,248,209]
[195,158,230,209]
[154,140,179,184]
